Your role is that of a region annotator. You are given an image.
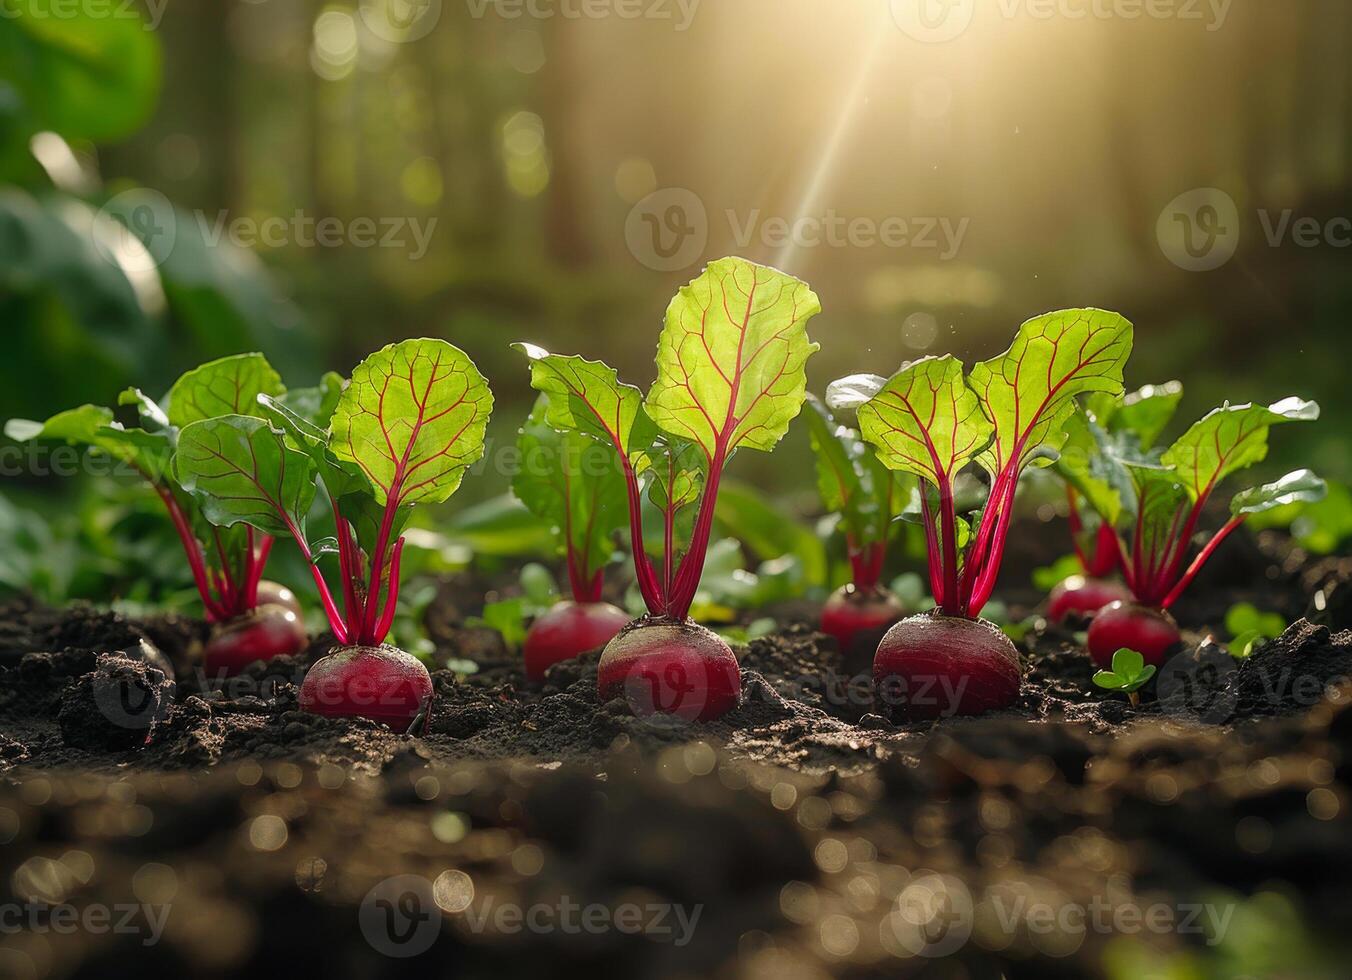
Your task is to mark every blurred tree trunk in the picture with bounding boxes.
[540,23,592,268]
[192,1,240,210]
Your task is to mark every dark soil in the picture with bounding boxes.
[2,534,1351,978]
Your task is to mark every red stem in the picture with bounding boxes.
[279,510,349,644]
[331,500,364,637]
[244,533,272,608]
[936,476,962,616]
[967,475,1019,616]
[919,486,945,607]
[212,528,239,612]
[619,451,664,613]
[667,443,728,620]
[371,537,406,644]
[1161,516,1246,610]
[151,481,228,622]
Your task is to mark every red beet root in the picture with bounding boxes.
[1087,601,1180,667]
[203,604,308,676]
[873,614,1022,720]
[299,645,433,729]
[596,621,740,721]
[820,584,906,653]
[254,580,303,617]
[1047,576,1133,624]
[523,600,631,681]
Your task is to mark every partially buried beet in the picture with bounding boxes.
[515,256,823,721]
[175,338,494,729]
[5,354,311,675]
[512,395,632,680]
[830,308,1135,719]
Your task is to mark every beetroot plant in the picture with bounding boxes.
[515,257,820,721]
[1048,382,1183,623]
[803,395,911,654]
[829,309,1133,718]
[174,339,493,729]
[1057,389,1323,666]
[512,394,631,680]
[5,354,308,675]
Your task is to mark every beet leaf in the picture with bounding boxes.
[803,394,911,589]
[513,394,627,602]
[516,257,820,621]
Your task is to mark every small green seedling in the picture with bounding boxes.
[1092,648,1156,707]
[1225,602,1286,659]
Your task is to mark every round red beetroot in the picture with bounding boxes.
[523,600,631,681]
[597,621,740,721]
[254,580,303,617]
[203,604,308,676]
[299,645,433,729]
[820,584,906,653]
[1087,601,1180,667]
[1047,576,1133,624]
[873,613,1021,720]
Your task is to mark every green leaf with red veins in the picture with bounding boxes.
[513,394,627,581]
[1127,465,1191,565]
[647,435,706,512]
[174,415,317,538]
[5,405,173,482]
[645,257,821,461]
[1114,381,1183,449]
[968,309,1132,479]
[1056,409,1129,526]
[330,339,493,508]
[1159,397,1320,502]
[512,344,657,467]
[850,356,993,488]
[118,387,171,430]
[165,353,285,428]
[279,371,345,427]
[1231,469,1326,517]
